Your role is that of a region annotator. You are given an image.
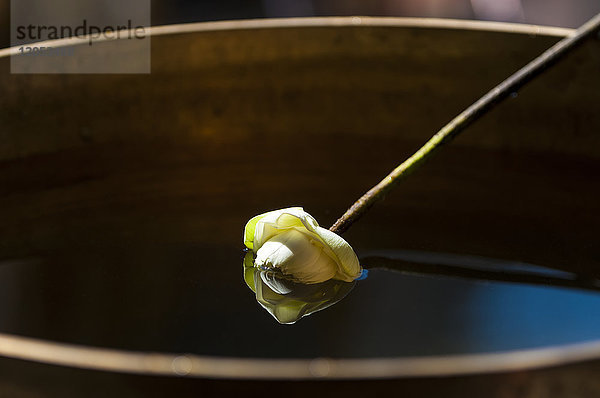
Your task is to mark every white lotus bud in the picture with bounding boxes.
[243,207,361,284]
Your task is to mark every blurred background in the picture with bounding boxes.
[2,0,600,49]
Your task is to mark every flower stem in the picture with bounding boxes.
[330,12,600,235]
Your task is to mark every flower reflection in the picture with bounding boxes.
[243,252,356,324]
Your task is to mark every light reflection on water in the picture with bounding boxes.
[240,248,600,356]
[345,268,600,357]
[1,247,600,358]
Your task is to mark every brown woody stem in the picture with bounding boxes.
[330,12,600,234]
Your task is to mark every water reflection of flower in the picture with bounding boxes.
[243,252,355,324]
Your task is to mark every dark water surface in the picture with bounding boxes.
[2,249,600,358]
[0,139,599,358]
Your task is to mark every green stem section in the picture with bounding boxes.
[330,12,600,235]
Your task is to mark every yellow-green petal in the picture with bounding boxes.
[244,207,305,250]
[243,214,265,250]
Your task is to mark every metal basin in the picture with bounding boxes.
[0,17,599,397]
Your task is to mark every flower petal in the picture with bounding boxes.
[243,214,264,250]
[243,207,304,250]
[313,226,361,281]
[253,207,310,250]
[255,229,338,283]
